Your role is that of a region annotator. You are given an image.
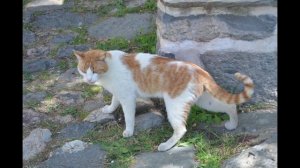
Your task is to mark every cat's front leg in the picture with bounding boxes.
[102,95,120,113]
[120,98,136,138]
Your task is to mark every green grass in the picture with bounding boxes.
[58,60,70,71]
[187,105,229,127]
[38,120,64,135]
[180,132,244,168]
[80,104,246,168]
[23,23,34,32]
[132,32,156,53]
[23,72,34,82]
[82,123,173,167]
[71,26,88,45]
[82,85,102,100]
[96,38,131,52]
[24,101,40,109]
[113,0,157,17]
[49,47,59,58]
[95,0,157,17]
[96,31,156,53]
[52,105,88,120]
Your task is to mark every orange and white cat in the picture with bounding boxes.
[74,49,254,151]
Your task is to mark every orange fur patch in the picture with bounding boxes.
[122,55,192,98]
[75,49,111,74]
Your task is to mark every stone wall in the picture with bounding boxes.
[156,0,277,104]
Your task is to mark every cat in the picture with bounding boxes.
[74,49,254,152]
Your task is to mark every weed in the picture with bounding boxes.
[96,31,156,53]
[71,26,88,45]
[82,85,102,100]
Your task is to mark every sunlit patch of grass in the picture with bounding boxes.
[82,123,173,167]
[187,105,229,128]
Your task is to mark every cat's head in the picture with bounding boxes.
[74,49,110,84]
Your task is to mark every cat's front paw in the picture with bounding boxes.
[101,105,114,114]
[122,130,133,138]
[158,142,172,152]
[225,121,238,130]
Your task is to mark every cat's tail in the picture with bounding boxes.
[204,72,254,104]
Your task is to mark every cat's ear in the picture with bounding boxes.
[73,50,84,60]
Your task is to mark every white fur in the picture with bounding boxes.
[135,53,155,69]
[77,67,99,83]
[77,50,240,152]
[196,92,238,130]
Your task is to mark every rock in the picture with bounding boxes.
[23,91,47,103]
[54,91,84,106]
[58,122,95,139]
[23,128,52,161]
[135,112,164,132]
[53,115,74,124]
[84,109,115,124]
[160,0,277,8]
[23,109,47,126]
[23,58,57,73]
[38,143,106,168]
[57,68,80,83]
[83,99,105,112]
[76,0,111,10]
[217,14,277,41]
[196,109,277,148]
[53,68,82,92]
[158,0,277,17]
[25,0,64,8]
[26,46,49,57]
[57,45,90,58]
[23,30,36,46]
[201,51,277,103]
[50,32,76,45]
[222,141,277,168]
[136,98,155,114]
[157,10,276,42]
[88,13,155,40]
[132,146,198,168]
[232,109,277,139]
[61,140,88,153]
[32,10,97,30]
[125,0,147,8]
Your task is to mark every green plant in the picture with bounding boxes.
[58,60,69,71]
[187,105,229,128]
[82,123,173,167]
[23,72,34,82]
[180,132,245,168]
[144,0,157,11]
[96,31,157,53]
[71,26,88,45]
[132,31,156,53]
[61,106,79,117]
[96,38,131,51]
[82,85,102,100]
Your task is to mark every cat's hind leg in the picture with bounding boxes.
[158,95,192,152]
[196,92,238,130]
